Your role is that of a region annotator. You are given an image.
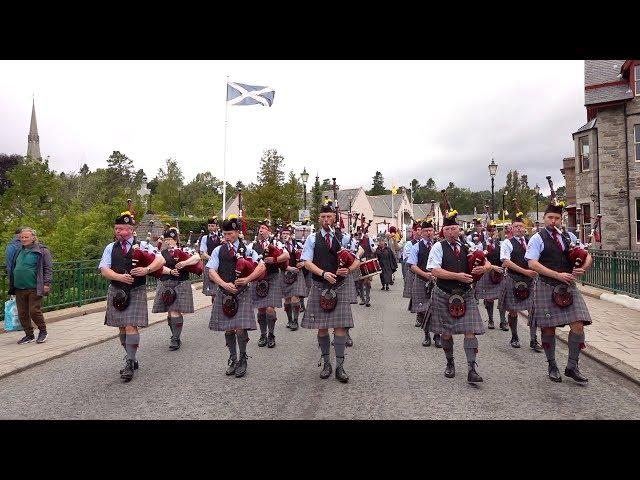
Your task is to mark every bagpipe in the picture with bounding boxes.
[130,244,164,278]
[167,247,203,276]
[265,235,289,271]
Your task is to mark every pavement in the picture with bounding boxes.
[0,277,638,420]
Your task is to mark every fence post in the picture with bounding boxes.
[76,261,84,307]
[611,250,618,294]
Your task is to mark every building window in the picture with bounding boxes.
[579,137,590,171]
[636,66,640,96]
[580,203,591,241]
[637,198,640,244]
[635,125,640,162]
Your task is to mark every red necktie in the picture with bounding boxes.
[520,238,526,250]
[325,232,332,248]
[228,244,235,257]
[287,242,292,253]
[550,230,564,251]
[121,241,128,254]
[452,243,460,258]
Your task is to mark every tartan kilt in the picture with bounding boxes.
[280,269,308,298]
[209,285,256,331]
[202,265,216,297]
[530,280,592,328]
[427,285,485,336]
[304,270,313,293]
[105,284,149,327]
[300,280,354,330]
[344,271,358,304]
[410,275,433,313]
[352,266,362,281]
[251,271,283,308]
[474,271,506,300]
[498,273,534,312]
[403,270,415,298]
[152,279,195,313]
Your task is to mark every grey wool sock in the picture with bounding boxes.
[463,337,479,369]
[167,316,174,335]
[484,300,494,322]
[267,313,277,335]
[284,303,292,323]
[125,333,140,362]
[291,302,300,321]
[225,331,237,360]
[541,333,556,365]
[318,334,331,363]
[567,331,585,369]
[530,323,538,342]
[442,337,454,361]
[499,308,506,323]
[257,312,267,335]
[334,334,346,367]
[170,314,183,339]
[236,329,249,356]
[508,313,519,339]
[119,333,127,348]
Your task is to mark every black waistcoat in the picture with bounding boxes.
[507,237,529,271]
[110,241,146,289]
[486,239,501,265]
[436,240,470,292]
[284,241,299,268]
[538,229,572,283]
[160,249,189,282]
[311,230,342,282]
[206,234,221,255]
[252,239,279,274]
[417,240,433,272]
[217,242,243,283]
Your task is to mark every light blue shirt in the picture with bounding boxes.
[402,240,416,261]
[500,236,527,262]
[426,240,463,270]
[407,238,434,267]
[206,239,260,271]
[199,233,220,254]
[525,229,578,261]
[300,229,352,262]
[98,238,138,270]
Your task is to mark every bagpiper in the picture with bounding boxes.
[98,209,165,382]
[300,202,360,383]
[402,221,422,325]
[199,217,222,303]
[206,215,266,378]
[279,224,307,331]
[426,209,492,384]
[525,177,593,383]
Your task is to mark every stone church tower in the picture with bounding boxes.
[26,98,41,160]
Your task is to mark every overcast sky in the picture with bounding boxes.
[0,60,585,195]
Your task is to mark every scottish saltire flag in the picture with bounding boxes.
[227,82,275,106]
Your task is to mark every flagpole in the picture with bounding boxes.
[222,75,229,219]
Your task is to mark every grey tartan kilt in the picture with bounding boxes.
[304,271,313,292]
[352,266,362,281]
[474,271,506,300]
[105,284,149,327]
[251,271,283,308]
[498,273,534,312]
[344,271,358,304]
[530,280,592,328]
[280,269,308,298]
[209,285,256,331]
[152,279,195,313]
[300,280,354,330]
[427,285,485,336]
[403,270,415,298]
[410,275,433,313]
[203,265,216,296]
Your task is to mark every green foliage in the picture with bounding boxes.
[310,175,323,228]
[153,158,185,214]
[366,171,389,196]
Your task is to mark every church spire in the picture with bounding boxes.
[27,97,41,160]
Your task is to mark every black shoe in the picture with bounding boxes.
[267,333,276,348]
[444,359,455,378]
[359,299,366,305]
[510,337,521,348]
[286,319,293,329]
[17,334,35,345]
[290,320,299,331]
[345,332,353,347]
[530,339,543,352]
[257,334,268,347]
[169,336,180,350]
[415,317,424,327]
[422,335,431,347]
[134,361,139,370]
[120,359,135,382]
[225,356,237,375]
[564,366,588,382]
[381,286,386,291]
[366,303,370,307]
[467,365,483,384]
[434,334,442,348]
[499,321,509,331]
[235,354,249,378]
[487,320,495,329]
[36,330,48,344]
[548,363,562,382]
[320,361,333,379]
[335,364,349,383]
[385,285,389,290]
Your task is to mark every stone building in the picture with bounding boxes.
[26,98,42,160]
[561,157,576,230]
[571,60,640,250]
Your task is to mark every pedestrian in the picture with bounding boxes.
[525,187,593,383]
[426,209,492,384]
[300,202,360,383]
[152,229,201,350]
[4,227,24,273]
[279,225,306,331]
[402,222,421,312]
[8,227,53,344]
[375,236,397,291]
[99,210,166,382]
[207,216,265,378]
[199,217,222,303]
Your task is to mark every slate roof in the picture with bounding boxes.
[304,188,361,211]
[584,60,633,106]
[573,118,597,135]
[367,194,407,217]
[585,84,633,106]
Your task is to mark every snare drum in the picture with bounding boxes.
[359,258,382,279]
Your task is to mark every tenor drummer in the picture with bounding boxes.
[98,210,165,382]
[280,225,306,331]
[356,227,376,308]
[407,219,441,347]
[151,229,201,351]
[403,221,421,319]
[525,191,593,383]
[207,216,266,378]
[300,202,360,383]
[249,220,289,349]
[199,217,222,303]
[426,210,491,384]
[467,218,488,245]
[498,212,542,352]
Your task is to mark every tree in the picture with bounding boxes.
[367,171,388,196]
[79,163,90,176]
[0,153,22,194]
[310,175,323,227]
[154,158,184,214]
[106,151,135,186]
[425,177,436,190]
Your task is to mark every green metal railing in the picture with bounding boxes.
[0,260,203,322]
[582,249,640,299]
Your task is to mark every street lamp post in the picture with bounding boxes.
[430,199,436,230]
[502,191,507,223]
[348,194,353,234]
[488,159,498,220]
[301,167,309,211]
[535,184,540,221]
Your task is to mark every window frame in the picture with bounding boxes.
[636,198,640,244]
[579,136,590,172]
[635,65,640,97]
[580,203,591,242]
[635,124,640,163]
